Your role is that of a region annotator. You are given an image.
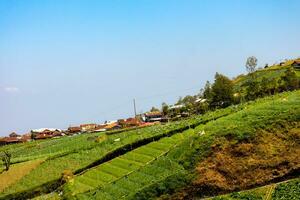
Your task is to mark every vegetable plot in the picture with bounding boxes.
[63,129,194,197]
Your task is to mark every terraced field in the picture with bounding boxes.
[0,105,239,199]
[63,129,194,197]
[2,90,299,200]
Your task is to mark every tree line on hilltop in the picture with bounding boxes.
[152,57,299,118]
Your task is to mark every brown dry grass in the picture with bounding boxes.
[165,127,300,200]
[0,159,44,192]
[193,127,300,193]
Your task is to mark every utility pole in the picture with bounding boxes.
[133,98,137,118]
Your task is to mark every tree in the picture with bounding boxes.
[281,68,299,91]
[246,56,258,73]
[1,150,11,171]
[203,81,213,100]
[150,106,160,112]
[245,79,261,100]
[211,73,234,108]
[161,102,169,116]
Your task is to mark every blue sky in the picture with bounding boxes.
[1,0,300,136]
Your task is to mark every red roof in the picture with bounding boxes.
[35,134,53,140]
[0,137,21,143]
[68,126,81,132]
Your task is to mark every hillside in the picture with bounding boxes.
[233,58,300,93]
[0,63,299,200]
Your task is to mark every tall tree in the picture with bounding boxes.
[246,56,258,73]
[211,73,234,108]
[203,81,212,100]
[161,102,169,116]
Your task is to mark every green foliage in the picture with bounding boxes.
[280,68,299,91]
[1,150,11,171]
[272,179,300,200]
[150,107,160,112]
[203,81,213,100]
[161,102,169,116]
[229,192,262,200]
[212,192,263,200]
[211,73,234,108]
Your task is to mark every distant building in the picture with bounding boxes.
[68,126,81,133]
[0,137,21,145]
[21,134,32,142]
[9,132,21,138]
[143,112,163,122]
[31,128,62,134]
[118,118,140,128]
[104,122,121,131]
[291,60,300,70]
[31,128,63,140]
[80,124,97,132]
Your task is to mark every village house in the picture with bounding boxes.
[80,124,97,132]
[118,118,140,128]
[68,126,81,134]
[9,132,21,138]
[104,122,121,131]
[31,128,63,140]
[21,133,32,142]
[291,60,300,70]
[0,137,21,145]
[143,112,163,122]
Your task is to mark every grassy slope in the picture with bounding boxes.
[74,91,300,200]
[1,62,299,199]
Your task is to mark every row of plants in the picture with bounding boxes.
[63,129,194,196]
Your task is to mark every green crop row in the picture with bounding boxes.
[62,129,194,196]
[75,158,187,200]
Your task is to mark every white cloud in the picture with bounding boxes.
[5,87,19,93]
[1,86,20,93]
